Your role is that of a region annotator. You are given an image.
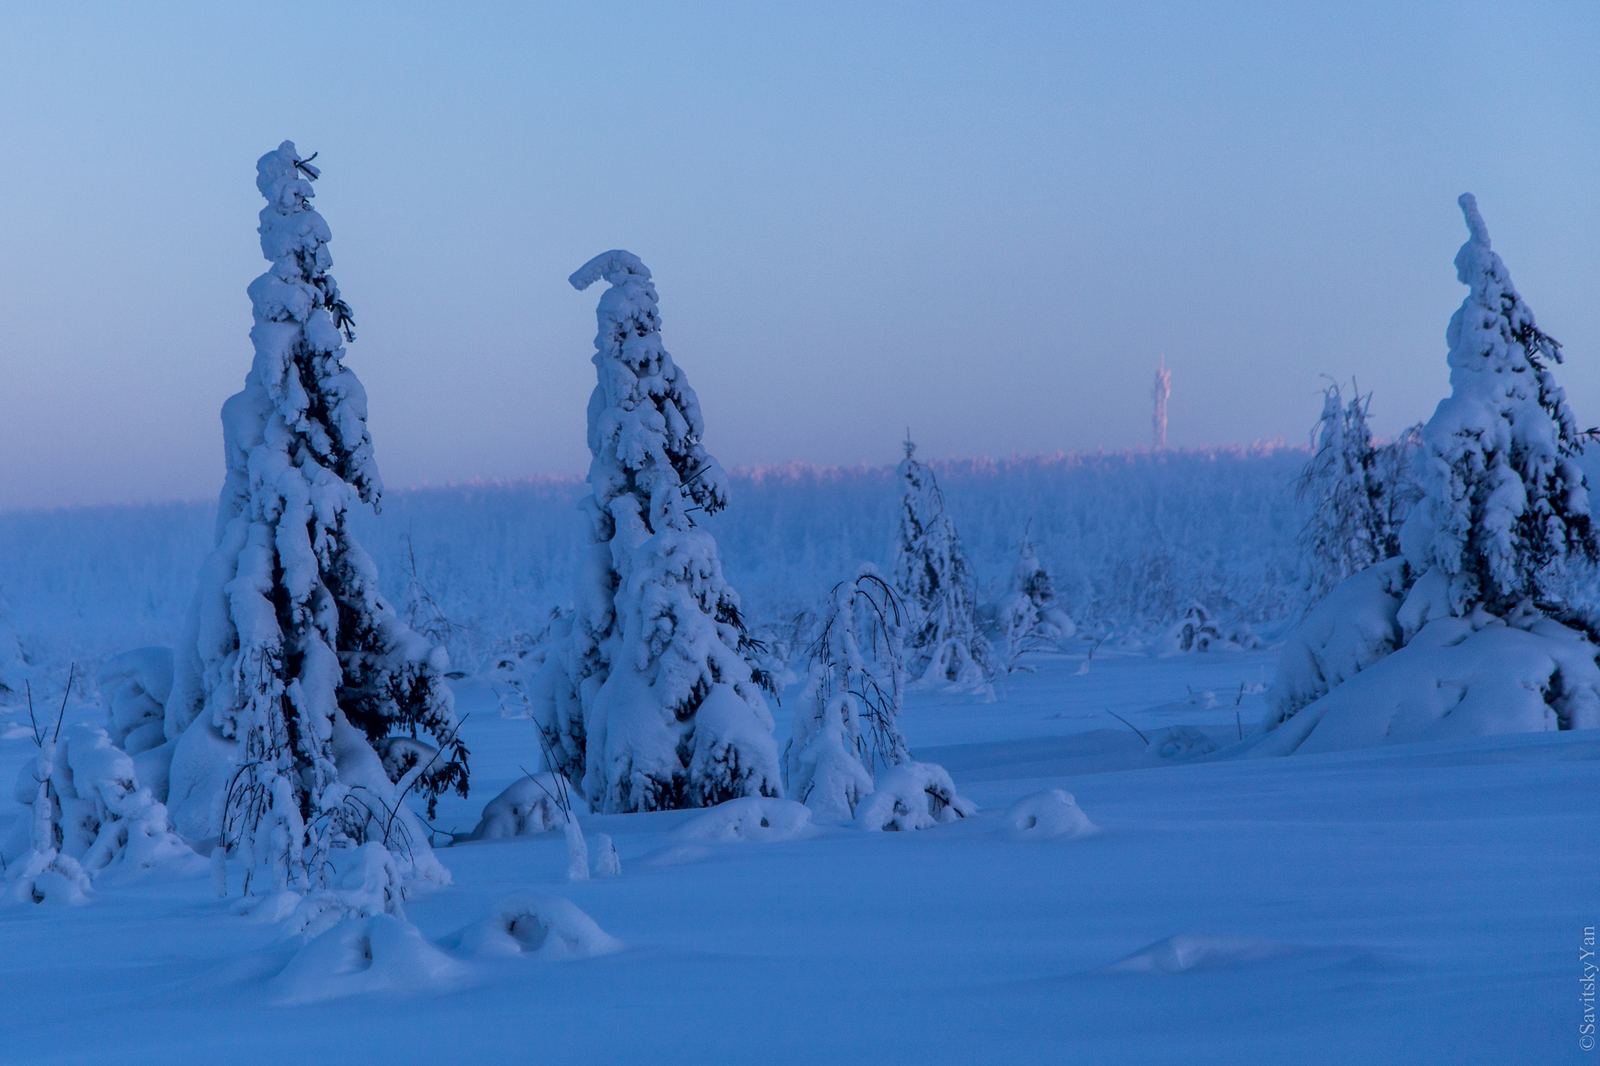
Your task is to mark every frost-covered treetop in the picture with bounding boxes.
[1449,194,1564,395]
[245,140,376,505]
[1403,194,1596,616]
[569,249,728,537]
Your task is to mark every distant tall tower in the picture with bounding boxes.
[1152,355,1171,450]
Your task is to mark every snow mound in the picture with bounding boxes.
[1251,615,1600,756]
[1148,726,1219,762]
[855,762,976,832]
[1264,558,1409,730]
[1100,932,1298,974]
[269,914,465,1004]
[999,790,1096,841]
[674,797,815,843]
[467,773,590,840]
[452,893,622,961]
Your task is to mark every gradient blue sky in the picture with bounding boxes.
[1,2,1595,510]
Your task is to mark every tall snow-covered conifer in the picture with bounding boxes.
[1401,194,1598,621]
[893,436,994,684]
[533,251,780,813]
[163,143,465,893]
[1259,195,1600,751]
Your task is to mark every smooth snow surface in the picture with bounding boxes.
[0,647,1592,1063]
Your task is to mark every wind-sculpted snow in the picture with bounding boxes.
[672,797,815,843]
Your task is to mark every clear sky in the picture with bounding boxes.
[1,1,1595,510]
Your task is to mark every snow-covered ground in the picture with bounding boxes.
[2,643,1589,1065]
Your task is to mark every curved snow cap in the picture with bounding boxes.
[569,250,651,292]
[1454,193,1490,283]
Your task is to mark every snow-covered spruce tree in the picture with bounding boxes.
[162,143,466,894]
[1402,193,1598,623]
[531,250,780,814]
[893,436,994,685]
[783,566,908,820]
[996,528,1075,672]
[1296,382,1420,605]
[1256,195,1600,751]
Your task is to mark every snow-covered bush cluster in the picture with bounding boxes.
[3,721,201,905]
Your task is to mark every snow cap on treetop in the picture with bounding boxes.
[255,141,316,202]
[1454,193,1490,281]
[569,250,651,292]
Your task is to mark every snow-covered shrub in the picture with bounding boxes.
[996,530,1076,672]
[783,567,907,820]
[281,841,408,940]
[894,436,995,685]
[854,762,976,832]
[269,913,466,1004]
[592,833,621,878]
[531,251,780,814]
[1296,384,1421,605]
[1158,603,1260,655]
[451,893,622,961]
[467,773,591,840]
[162,143,465,895]
[674,797,815,843]
[1259,196,1600,752]
[999,790,1096,841]
[97,647,173,757]
[4,723,199,904]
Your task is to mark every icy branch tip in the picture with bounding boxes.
[569,249,650,291]
[1458,193,1490,248]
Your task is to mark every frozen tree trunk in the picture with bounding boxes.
[163,142,466,895]
[534,251,781,813]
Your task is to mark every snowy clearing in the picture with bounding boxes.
[0,646,1588,1065]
